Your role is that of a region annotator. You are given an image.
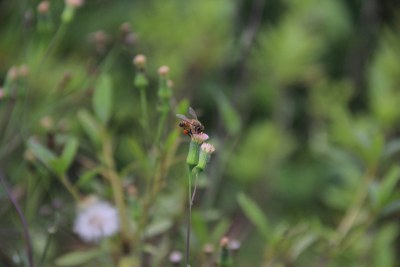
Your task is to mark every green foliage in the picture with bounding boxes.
[1,1,400,267]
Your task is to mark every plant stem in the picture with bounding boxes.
[332,168,375,247]
[185,168,193,267]
[139,87,150,139]
[60,174,80,202]
[0,171,34,267]
[102,138,131,241]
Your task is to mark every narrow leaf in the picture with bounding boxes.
[59,137,79,174]
[27,138,57,168]
[93,74,113,125]
[55,249,102,266]
[237,193,270,240]
[77,109,101,147]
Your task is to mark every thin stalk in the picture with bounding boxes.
[332,168,375,246]
[60,174,80,202]
[155,110,168,147]
[102,138,131,241]
[0,171,34,267]
[139,88,150,139]
[185,168,193,267]
[40,230,54,267]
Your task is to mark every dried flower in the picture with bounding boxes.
[200,142,215,154]
[220,236,229,248]
[158,65,170,77]
[37,1,50,14]
[73,198,119,242]
[65,0,84,8]
[133,54,146,68]
[194,142,215,172]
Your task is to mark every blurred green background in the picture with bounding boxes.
[1,0,400,266]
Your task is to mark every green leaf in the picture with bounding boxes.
[127,138,149,176]
[290,233,318,260]
[211,89,241,135]
[77,109,101,147]
[55,249,102,266]
[27,138,57,168]
[76,167,102,189]
[93,74,113,125]
[377,166,400,207]
[144,220,173,238]
[237,193,270,240]
[59,137,79,174]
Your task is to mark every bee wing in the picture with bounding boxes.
[176,114,189,121]
[188,107,198,120]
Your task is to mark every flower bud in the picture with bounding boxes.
[37,1,50,14]
[133,54,146,69]
[195,142,215,172]
[158,65,169,77]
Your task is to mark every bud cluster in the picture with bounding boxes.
[186,131,215,173]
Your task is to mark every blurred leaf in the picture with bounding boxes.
[381,200,400,217]
[228,122,294,183]
[369,30,400,128]
[144,219,173,238]
[290,233,317,260]
[27,138,57,168]
[59,137,79,174]
[93,74,113,125]
[127,138,149,176]
[237,193,270,240]
[192,211,209,245]
[118,256,139,267]
[376,166,400,208]
[76,167,102,189]
[372,223,398,267]
[55,249,102,266]
[210,219,230,243]
[77,109,101,147]
[211,89,241,135]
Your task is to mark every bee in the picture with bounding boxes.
[176,107,205,137]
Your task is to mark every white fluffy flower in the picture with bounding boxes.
[73,198,119,242]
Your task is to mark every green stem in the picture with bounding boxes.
[139,87,150,138]
[102,138,131,241]
[155,110,168,147]
[60,174,80,202]
[185,167,195,267]
[331,168,375,247]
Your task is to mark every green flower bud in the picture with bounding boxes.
[186,140,200,169]
[194,142,215,172]
[134,73,148,88]
[186,133,209,170]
